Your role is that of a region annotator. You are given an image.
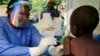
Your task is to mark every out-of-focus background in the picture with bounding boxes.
[0,0,100,36]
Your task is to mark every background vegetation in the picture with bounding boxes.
[0,0,66,13]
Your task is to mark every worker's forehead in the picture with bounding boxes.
[48,0,56,3]
[48,1,55,3]
[48,1,56,5]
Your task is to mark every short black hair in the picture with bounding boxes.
[70,5,99,34]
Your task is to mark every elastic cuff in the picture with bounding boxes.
[29,47,40,56]
[48,46,56,55]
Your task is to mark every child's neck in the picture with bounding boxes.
[78,33,93,39]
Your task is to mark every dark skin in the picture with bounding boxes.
[7,6,30,29]
[63,6,99,56]
[70,20,90,38]
[47,1,56,10]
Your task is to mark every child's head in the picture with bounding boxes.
[70,5,99,37]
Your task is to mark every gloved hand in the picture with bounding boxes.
[48,45,63,56]
[29,37,57,56]
[55,45,63,56]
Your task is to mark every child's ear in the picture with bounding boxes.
[72,25,77,35]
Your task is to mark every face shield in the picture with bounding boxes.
[9,1,31,28]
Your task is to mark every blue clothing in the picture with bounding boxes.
[0,16,42,56]
[93,35,100,42]
[41,8,60,19]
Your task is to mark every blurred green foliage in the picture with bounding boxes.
[29,0,64,13]
[0,0,9,5]
[0,0,64,13]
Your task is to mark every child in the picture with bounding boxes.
[63,5,100,56]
